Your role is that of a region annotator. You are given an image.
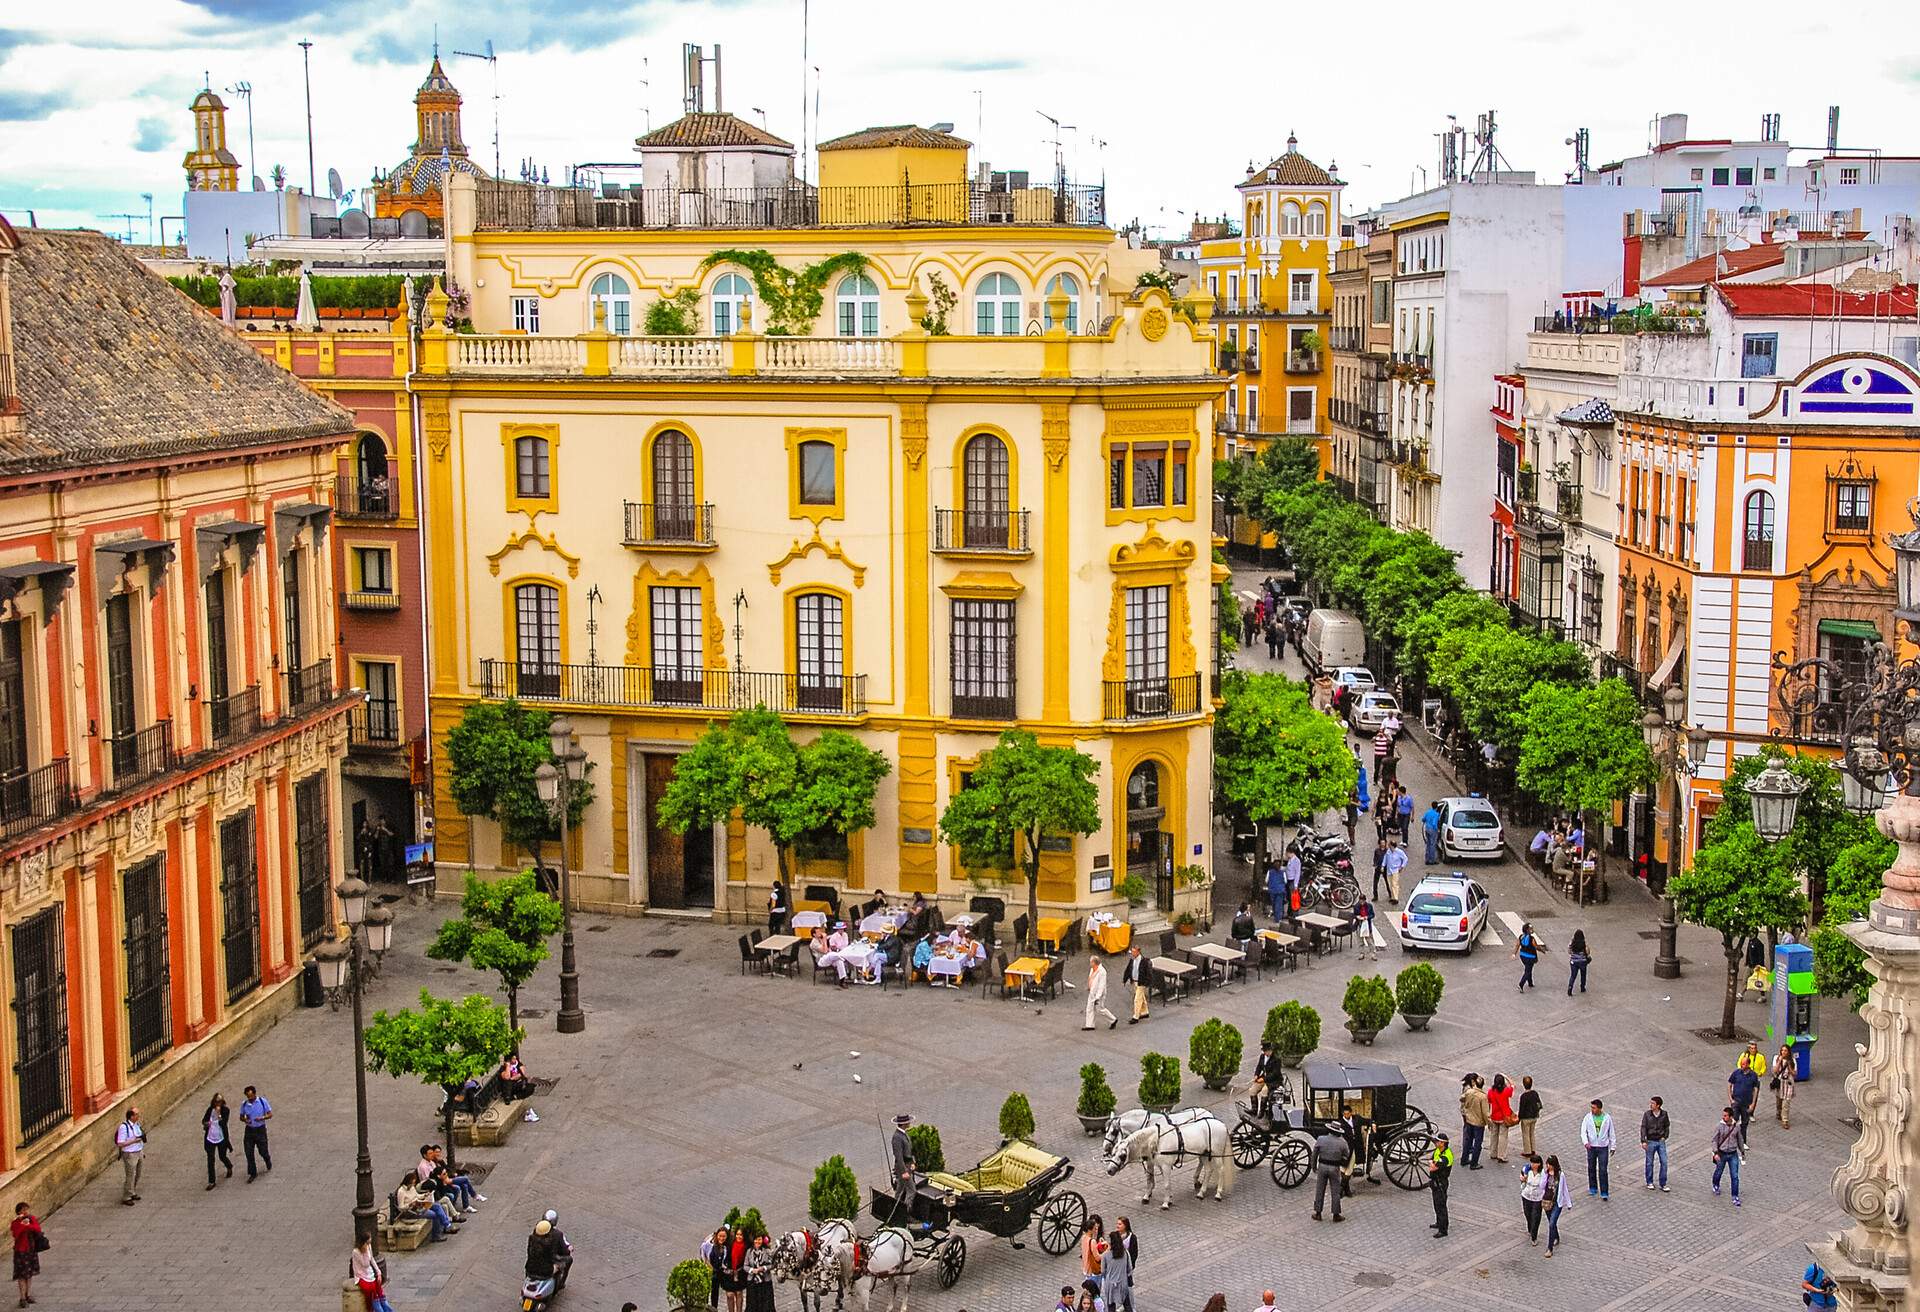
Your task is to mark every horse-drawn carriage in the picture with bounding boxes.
[1228,1057,1436,1191]
[864,1139,1087,1291]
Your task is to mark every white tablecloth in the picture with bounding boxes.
[926,954,966,979]
[792,910,827,932]
[859,913,894,936]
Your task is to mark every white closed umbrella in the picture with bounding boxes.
[218,269,236,325]
[294,268,318,328]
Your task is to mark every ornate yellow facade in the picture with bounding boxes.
[421,138,1224,922]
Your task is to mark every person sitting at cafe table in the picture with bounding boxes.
[901,893,930,941]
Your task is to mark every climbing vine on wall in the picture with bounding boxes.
[697,249,868,336]
[645,287,702,336]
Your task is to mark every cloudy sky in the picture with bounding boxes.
[3,0,1918,241]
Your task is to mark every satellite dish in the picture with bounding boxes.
[252,175,266,192]
[327,168,344,200]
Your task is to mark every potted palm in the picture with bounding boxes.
[1263,1000,1320,1068]
[1394,961,1445,1031]
[1138,1053,1181,1114]
[1342,974,1396,1046]
[1076,1062,1117,1135]
[1188,1018,1243,1092]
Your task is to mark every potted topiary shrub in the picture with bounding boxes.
[1117,872,1149,908]
[906,1123,946,1173]
[668,1258,714,1311]
[1342,974,1396,1045]
[998,1092,1036,1144]
[1076,1062,1117,1135]
[808,1155,860,1221]
[1189,1017,1244,1092]
[1395,961,1445,1031]
[721,1206,768,1241]
[1263,1000,1321,1068]
[1138,1053,1181,1113]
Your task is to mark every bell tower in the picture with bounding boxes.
[183,86,240,191]
[412,55,468,160]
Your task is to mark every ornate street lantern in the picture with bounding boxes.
[1747,759,1809,842]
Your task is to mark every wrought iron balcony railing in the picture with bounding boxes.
[107,722,175,793]
[623,501,716,547]
[209,686,260,748]
[932,508,1031,553]
[0,759,77,840]
[479,660,868,717]
[1101,674,1203,721]
[285,658,334,712]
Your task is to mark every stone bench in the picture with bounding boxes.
[453,1097,521,1148]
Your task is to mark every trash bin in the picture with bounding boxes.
[301,959,325,1008]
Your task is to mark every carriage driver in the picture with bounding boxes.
[1249,1042,1284,1123]
[890,1113,918,1192]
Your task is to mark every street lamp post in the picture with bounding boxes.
[1641,684,1710,979]
[314,879,395,1250]
[536,719,587,1034]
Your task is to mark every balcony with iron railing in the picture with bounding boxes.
[479,659,868,717]
[0,759,77,840]
[1517,468,1540,505]
[932,508,1031,554]
[1329,399,1390,435]
[950,686,1017,721]
[1283,350,1321,374]
[209,686,260,748]
[1102,674,1204,721]
[334,466,398,521]
[343,588,402,612]
[107,721,175,793]
[349,704,403,752]
[1219,347,1241,374]
[1558,483,1584,521]
[1285,414,1319,436]
[1240,347,1260,373]
[623,501,717,549]
[285,658,334,712]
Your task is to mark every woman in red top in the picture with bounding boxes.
[1487,1073,1517,1164]
[10,1200,43,1306]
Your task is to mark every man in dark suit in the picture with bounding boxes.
[889,1114,916,1193]
[1122,945,1152,1024]
[1250,1041,1285,1122]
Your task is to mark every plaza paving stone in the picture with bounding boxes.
[32,594,1863,1310]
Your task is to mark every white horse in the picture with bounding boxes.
[772,1220,858,1312]
[854,1225,943,1312]
[1102,1108,1233,1209]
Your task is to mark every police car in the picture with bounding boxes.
[1396,874,1490,954]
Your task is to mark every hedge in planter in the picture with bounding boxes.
[722,1206,768,1240]
[1342,975,1396,1042]
[809,1154,860,1221]
[1077,1062,1118,1119]
[1394,961,1445,1029]
[999,1091,1036,1142]
[1189,1017,1243,1091]
[1138,1052,1182,1107]
[907,1123,946,1173]
[1262,999,1321,1062]
[668,1258,713,1310]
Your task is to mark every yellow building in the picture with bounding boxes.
[419,119,1224,926]
[1195,136,1342,483]
[183,87,239,192]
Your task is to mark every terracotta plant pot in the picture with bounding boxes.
[1176,923,1196,936]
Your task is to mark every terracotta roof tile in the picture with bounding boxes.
[817,124,971,152]
[635,112,793,151]
[1715,284,1918,319]
[1642,243,1785,287]
[2,229,354,475]
[1241,149,1335,188]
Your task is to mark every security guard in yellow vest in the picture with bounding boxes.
[1428,1133,1455,1237]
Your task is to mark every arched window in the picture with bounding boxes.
[589,273,631,335]
[514,435,550,499]
[651,430,697,540]
[835,274,880,337]
[1305,202,1327,237]
[711,272,753,336]
[354,433,390,515]
[1279,202,1302,237]
[1743,489,1776,571]
[974,272,1021,336]
[961,432,1011,548]
[514,582,561,697]
[1044,273,1080,333]
[794,591,846,711]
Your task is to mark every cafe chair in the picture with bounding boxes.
[1012,913,1031,952]
[982,949,1011,1001]
[807,945,835,986]
[738,934,765,976]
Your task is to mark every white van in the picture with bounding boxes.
[1302,609,1366,675]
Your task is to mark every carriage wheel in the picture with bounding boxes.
[936,1234,966,1288]
[1381,1130,1435,1191]
[1036,1191,1087,1255]
[1401,1107,1433,1137]
[1268,1134,1312,1189]
[1229,1121,1269,1169]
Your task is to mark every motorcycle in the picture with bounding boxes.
[523,1210,573,1312]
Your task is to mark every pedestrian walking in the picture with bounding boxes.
[1518,1155,1547,1245]
[1512,923,1546,989]
[1283,849,1303,912]
[1393,785,1414,839]
[1640,1095,1671,1191]
[1801,1261,1839,1309]
[1420,802,1441,865]
[1566,930,1592,994]
[238,1085,273,1181]
[115,1106,146,1205]
[1427,1133,1454,1237]
[1710,1107,1743,1205]
[1311,1127,1350,1221]
[1772,1043,1796,1128]
[10,1202,43,1308]
[1735,1039,1768,1077]
[1352,892,1379,960]
[1379,837,1407,906]
[1487,1074,1516,1162]
[1459,1075,1490,1169]
[1083,955,1118,1031]
[1581,1099,1615,1199]
[1728,1063,1762,1154]
[1542,1154,1573,1256]
[201,1093,233,1189]
[1371,726,1394,787]
[1123,946,1151,1024]
[1265,621,1281,662]
[352,1234,395,1312]
[1517,1075,1541,1156]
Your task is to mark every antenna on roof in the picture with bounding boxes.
[453,38,503,178]
[227,81,257,181]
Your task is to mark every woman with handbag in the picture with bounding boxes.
[1567,930,1592,995]
[1518,1155,1547,1245]
[10,1201,44,1307]
[351,1235,395,1312]
[1487,1074,1517,1163]
[1772,1043,1797,1129]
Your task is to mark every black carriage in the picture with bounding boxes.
[867,1140,1087,1289]
[1229,1057,1436,1191]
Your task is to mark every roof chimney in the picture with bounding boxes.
[1827,106,1840,153]
[1655,113,1688,147]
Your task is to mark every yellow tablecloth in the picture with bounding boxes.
[1005,956,1050,988]
[1036,916,1073,950]
[1091,920,1132,953]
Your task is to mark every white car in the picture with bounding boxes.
[1352,691,1402,734]
[1435,796,1504,860]
[1396,875,1491,953]
[1332,667,1376,694]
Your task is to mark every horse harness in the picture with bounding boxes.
[1137,1117,1215,1167]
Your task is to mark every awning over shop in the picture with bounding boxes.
[1818,618,1881,642]
[1650,628,1686,690]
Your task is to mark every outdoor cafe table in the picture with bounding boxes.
[791,910,828,933]
[1088,916,1132,953]
[1150,956,1197,1002]
[1005,955,1050,999]
[927,951,968,989]
[1186,941,1244,987]
[949,912,980,931]
[1296,911,1346,954]
[1035,916,1073,953]
[756,933,803,974]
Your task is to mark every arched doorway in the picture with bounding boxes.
[1125,761,1173,912]
[355,433,390,515]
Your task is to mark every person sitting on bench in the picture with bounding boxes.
[498,1054,535,1103]
[396,1171,459,1242]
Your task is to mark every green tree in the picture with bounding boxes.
[364,990,521,1170]
[998,1092,1036,1142]
[1515,679,1656,903]
[426,869,564,1033]
[808,1155,859,1221]
[1809,832,1897,1009]
[443,700,594,870]
[1212,671,1355,828]
[938,729,1100,931]
[658,706,891,887]
[1705,747,1881,924]
[1670,824,1810,1038]
[1430,624,1589,753]
[1396,591,1508,690]
[644,287,701,336]
[1359,535,1462,649]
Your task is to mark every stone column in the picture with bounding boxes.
[1810,787,1918,1310]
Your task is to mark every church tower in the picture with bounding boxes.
[183,87,240,191]
[412,56,468,161]
[374,54,488,223]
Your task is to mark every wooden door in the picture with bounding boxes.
[644,753,687,909]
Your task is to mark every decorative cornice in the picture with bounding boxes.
[486,527,581,578]
[768,525,866,587]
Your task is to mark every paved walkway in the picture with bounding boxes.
[33,585,1859,1311]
